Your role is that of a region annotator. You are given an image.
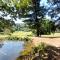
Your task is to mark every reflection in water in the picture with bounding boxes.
[0,43,4,48]
[0,41,24,60]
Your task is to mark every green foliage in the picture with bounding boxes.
[0,31,33,41]
[39,19,56,35]
[46,0,60,31]
[0,0,44,36]
[0,0,56,36]
[8,36,31,41]
[33,43,46,54]
[1,0,31,11]
[20,41,33,56]
[16,0,31,9]
[21,42,46,56]
[2,0,31,8]
[0,18,15,32]
[25,19,56,35]
[7,31,33,41]
[17,42,46,60]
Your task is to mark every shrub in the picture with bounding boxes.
[16,42,46,60]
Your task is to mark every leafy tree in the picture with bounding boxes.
[0,0,56,36]
[24,18,56,35]
[23,0,46,36]
[47,0,60,25]
[45,0,60,32]
[0,0,46,36]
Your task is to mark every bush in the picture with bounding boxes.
[16,42,46,60]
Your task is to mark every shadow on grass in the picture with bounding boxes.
[17,45,60,60]
[33,46,60,60]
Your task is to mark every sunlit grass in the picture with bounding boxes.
[0,31,33,40]
[42,33,60,37]
[11,31,33,38]
[0,35,9,40]
[16,42,47,60]
[20,41,34,55]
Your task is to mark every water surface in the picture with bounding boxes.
[0,41,24,60]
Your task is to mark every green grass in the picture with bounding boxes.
[0,31,33,41]
[42,33,60,37]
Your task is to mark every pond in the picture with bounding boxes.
[0,41,24,60]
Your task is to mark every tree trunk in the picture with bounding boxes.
[36,28,40,37]
[40,32,41,37]
[32,0,41,37]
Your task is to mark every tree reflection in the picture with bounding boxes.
[0,43,4,48]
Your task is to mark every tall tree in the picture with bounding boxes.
[0,0,46,36]
[23,0,46,36]
[32,0,43,36]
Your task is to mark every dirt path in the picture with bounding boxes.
[32,37,60,47]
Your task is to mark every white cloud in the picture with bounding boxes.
[45,15,51,20]
[15,18,24,24]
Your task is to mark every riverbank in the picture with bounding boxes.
[0,31,33,41]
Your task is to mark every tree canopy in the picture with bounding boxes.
[0,0,59,36]
[0,17,15,32]
[47,0,60,23]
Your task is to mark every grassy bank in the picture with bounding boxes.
[0,31,33,41]
[17,42,60,60]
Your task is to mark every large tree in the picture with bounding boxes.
[30,0,45,36]
[0,0,57,36]
[0,0,46,36]
[22,0,46,36]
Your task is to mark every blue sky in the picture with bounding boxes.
[40,0,47,6]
